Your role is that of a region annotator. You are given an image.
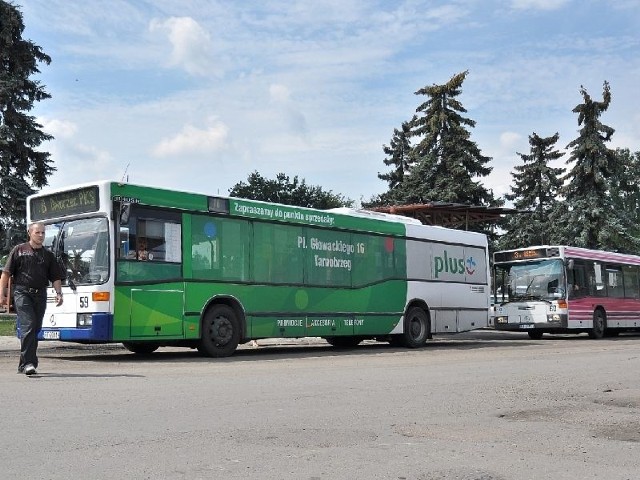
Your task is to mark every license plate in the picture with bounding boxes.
[519,324,534,329]
[43,331,60,340]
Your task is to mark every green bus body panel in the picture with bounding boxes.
[111,183,207,212]
[112,281,405,341]
[113,283,192,340]
[129,289,184,337]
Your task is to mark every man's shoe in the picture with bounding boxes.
[24,364,37,376]
[17,366,24,374]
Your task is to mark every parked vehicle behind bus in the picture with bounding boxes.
[493,246,640,339]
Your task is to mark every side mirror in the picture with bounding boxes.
[566,259,574,270]
[120,203,131,224]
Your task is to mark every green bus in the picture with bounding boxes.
[26,181,490,357]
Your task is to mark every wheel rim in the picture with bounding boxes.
[409,314,425,341]
[210,315,233,346]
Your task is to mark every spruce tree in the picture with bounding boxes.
[559,82,637,252]
[373,121,413,205]
[0,1,54,250]
[403,71,496,206]
[500,133,565,249]
[378,121,412,191]
[608,148,640,245]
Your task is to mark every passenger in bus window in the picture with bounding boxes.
[127,238,148,260]
[137,239,149,261]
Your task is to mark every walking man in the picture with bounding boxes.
[0,222,65,375]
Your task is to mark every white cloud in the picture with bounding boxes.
[500,132,524,151]
[510,0,570,10]
[149,16,215,76]
[152,120,229,157]
[39,118,78,139]
[269,84,291,103]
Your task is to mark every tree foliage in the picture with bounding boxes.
[403,70,497,206]
[499,132,565,249]
[229,171,353,209]
[0,1,54,251]
[558,82,639,252]
[376,121,413,201]
[368,71,500,214]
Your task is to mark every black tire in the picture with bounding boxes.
[198,304,241,357]
[588,309,606,339]
[122,342,159,354]
[527,331,543,340]
[400,306,429,348]
[324,336,362,348]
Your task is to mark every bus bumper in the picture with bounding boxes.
[37,313,113,342]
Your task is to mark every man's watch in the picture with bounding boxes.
[56,292,63,296]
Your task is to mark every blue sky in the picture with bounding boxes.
[19,0,640,205]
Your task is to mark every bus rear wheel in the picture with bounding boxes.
[588,309,606,339]
[199,304,241,357]
[400,306,429,348]
[122,342,159,354]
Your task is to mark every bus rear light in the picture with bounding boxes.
[93,292,110,302]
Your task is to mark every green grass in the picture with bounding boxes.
[0,316,16,336]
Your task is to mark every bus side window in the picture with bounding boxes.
[605,265,624,298]
[119,227,131,258]
[623,265,640,299]
[569,264,587,298]
[591,262,606,297]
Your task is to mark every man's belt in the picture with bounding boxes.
[16,286,42,294]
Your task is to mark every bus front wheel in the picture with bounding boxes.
[199,304,241,357]
[588,309,606,339]
[400,306,429,348]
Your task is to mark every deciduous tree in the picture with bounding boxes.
[229,171,353,209]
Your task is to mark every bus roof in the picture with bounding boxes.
[494,245,640,266]
[29,180,487,244]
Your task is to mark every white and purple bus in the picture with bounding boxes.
[493,246,640,339]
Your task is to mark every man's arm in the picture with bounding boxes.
[0,271,11,307]
[53,279,63,306]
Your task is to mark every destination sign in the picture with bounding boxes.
[30,186,100,221]
[494,248,555,263]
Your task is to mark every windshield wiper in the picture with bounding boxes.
[512,294,551,304]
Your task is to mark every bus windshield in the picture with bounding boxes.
[45,217,110,286]
[496,258,566,302]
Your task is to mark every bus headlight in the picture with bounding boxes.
[496,316,508,324]
[547,314,561,322]
[77,314,93,327]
